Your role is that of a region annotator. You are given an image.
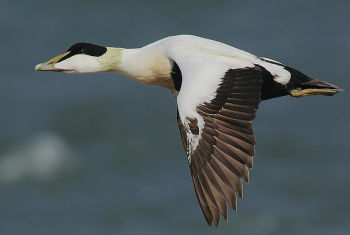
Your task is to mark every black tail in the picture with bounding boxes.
[258,64,342,100]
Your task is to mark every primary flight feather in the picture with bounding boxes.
[35,35,341,226]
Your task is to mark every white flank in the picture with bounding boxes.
[258,60,291,85]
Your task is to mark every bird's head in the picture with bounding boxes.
[35,43,122,73]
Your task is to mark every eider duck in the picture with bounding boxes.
[35,35,342,227]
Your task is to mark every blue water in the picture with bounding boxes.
[0,0,349,234]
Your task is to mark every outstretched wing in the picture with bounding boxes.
[171,51,263,226]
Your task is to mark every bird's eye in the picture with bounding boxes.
[81,49,85,53]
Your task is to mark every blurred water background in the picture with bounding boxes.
[0,0,349,234]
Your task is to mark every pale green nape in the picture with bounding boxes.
[97,47,123,72]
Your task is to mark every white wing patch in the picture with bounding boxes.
[167,44,255,160]
[164,35,290,160]
[257,57,291,85]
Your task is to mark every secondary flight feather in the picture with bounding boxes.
[35,35,342,227]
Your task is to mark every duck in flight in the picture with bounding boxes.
[35,35,342,227]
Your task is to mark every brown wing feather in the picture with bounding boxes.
[177,67,262,226]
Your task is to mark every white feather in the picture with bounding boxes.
[164,37,257,156]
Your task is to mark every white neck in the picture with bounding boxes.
[117,47,173,89]
[118,48,143,78]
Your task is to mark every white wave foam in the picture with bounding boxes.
[0,132,73,183]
